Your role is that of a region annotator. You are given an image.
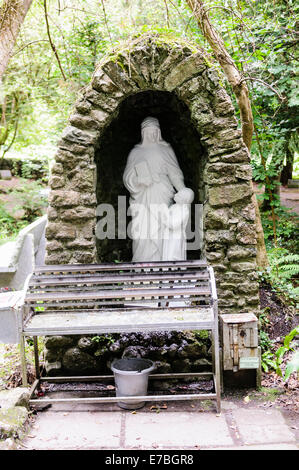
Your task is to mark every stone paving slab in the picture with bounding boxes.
[231,409,297,446]
[18,403,298,450]
[124,412,233,448]
[22,411,122,450]
[210,444,298,450]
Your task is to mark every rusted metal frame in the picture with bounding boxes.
[208,266,221,413]
[33,259,208,274]
[26,305,211,318]
[19,332,28,387]
[29,392,218,407]
[25,297,211,311]
[22,261,220,411]
[29,271,209,287]
[38,372,214,383]
[18,275,34,388]
[28,282,208,296]
[23,320,215,336]
[25,286,211,303]
[33,336,40,379]
[25,299,210,309]
[28,281,208,295]
[26,302,211,314]
[29,379,40,400]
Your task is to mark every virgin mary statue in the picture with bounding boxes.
[123,116,185,262]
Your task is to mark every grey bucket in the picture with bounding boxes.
[110,358,156,410]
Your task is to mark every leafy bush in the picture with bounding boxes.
[275,326,299,381]
[259,247,299,304]
[261,205,299,252]
[0,206,27,244]
[10,180,48,222]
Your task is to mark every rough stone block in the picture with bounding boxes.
[45,336,75,350]
[164,52,206,91]
[236,222,257,245]
[204,208,230,229]
[61,207,95,221]
[50,175,65,189]
[205,230,235,244]
[0,388,30,410]
[230,262,257,272]
[66,239,94,248]
[227,246,257,260]
[55,225,76,239]
[49,190,81,207]
[47,207,58,221]
[0,407,28,439]
[91,69,123,94]
[236,164,252,180]
[101,61,138,94]
[209,183,253,207]
[61,126,98,147]
[62,347,97,373]
[46,240,64,251]
[241,203,256,222]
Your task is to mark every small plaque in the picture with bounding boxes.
[239,356,259,369]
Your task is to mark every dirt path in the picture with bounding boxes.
[253,183,299,215]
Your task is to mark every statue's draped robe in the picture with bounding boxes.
[123,142,184,262]
[162,203,190,261]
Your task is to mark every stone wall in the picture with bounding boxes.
[46,33,259,316]
[44,331,212,384]
[44,34,260,375]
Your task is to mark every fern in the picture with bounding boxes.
[277,254,299,265]
[276,254,299,280]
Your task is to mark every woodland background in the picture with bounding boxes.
[0,0,298,386]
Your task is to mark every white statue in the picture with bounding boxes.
[123,117,186,262]
[161,187,194,261]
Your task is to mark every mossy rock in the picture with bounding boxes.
[0,407,28,439]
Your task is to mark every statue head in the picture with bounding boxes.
[141,116,161,144]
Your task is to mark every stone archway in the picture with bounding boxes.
[46,34,259,314]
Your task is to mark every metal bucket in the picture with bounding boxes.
[110,358,155,410]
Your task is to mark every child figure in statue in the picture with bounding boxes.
[162,187,194,261]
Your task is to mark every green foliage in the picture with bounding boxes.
[0,206,27,244]
[259,203,299,303]
[284,351,299,381]
[261,205,299,251]
[0,179,48,245]
[91,334,115,346]
[10,180,48,222]
[261,350,277,373]
[259,329,276,373]
[275,326,299,380]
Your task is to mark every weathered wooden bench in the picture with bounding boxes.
[19,259,221,412]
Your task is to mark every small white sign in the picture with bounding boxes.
[239,357,259,369]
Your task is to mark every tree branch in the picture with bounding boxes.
[43,0,67,81]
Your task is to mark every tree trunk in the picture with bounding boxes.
[0,0,33,81]
[280,143,294,186]
[186,0,268,268]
